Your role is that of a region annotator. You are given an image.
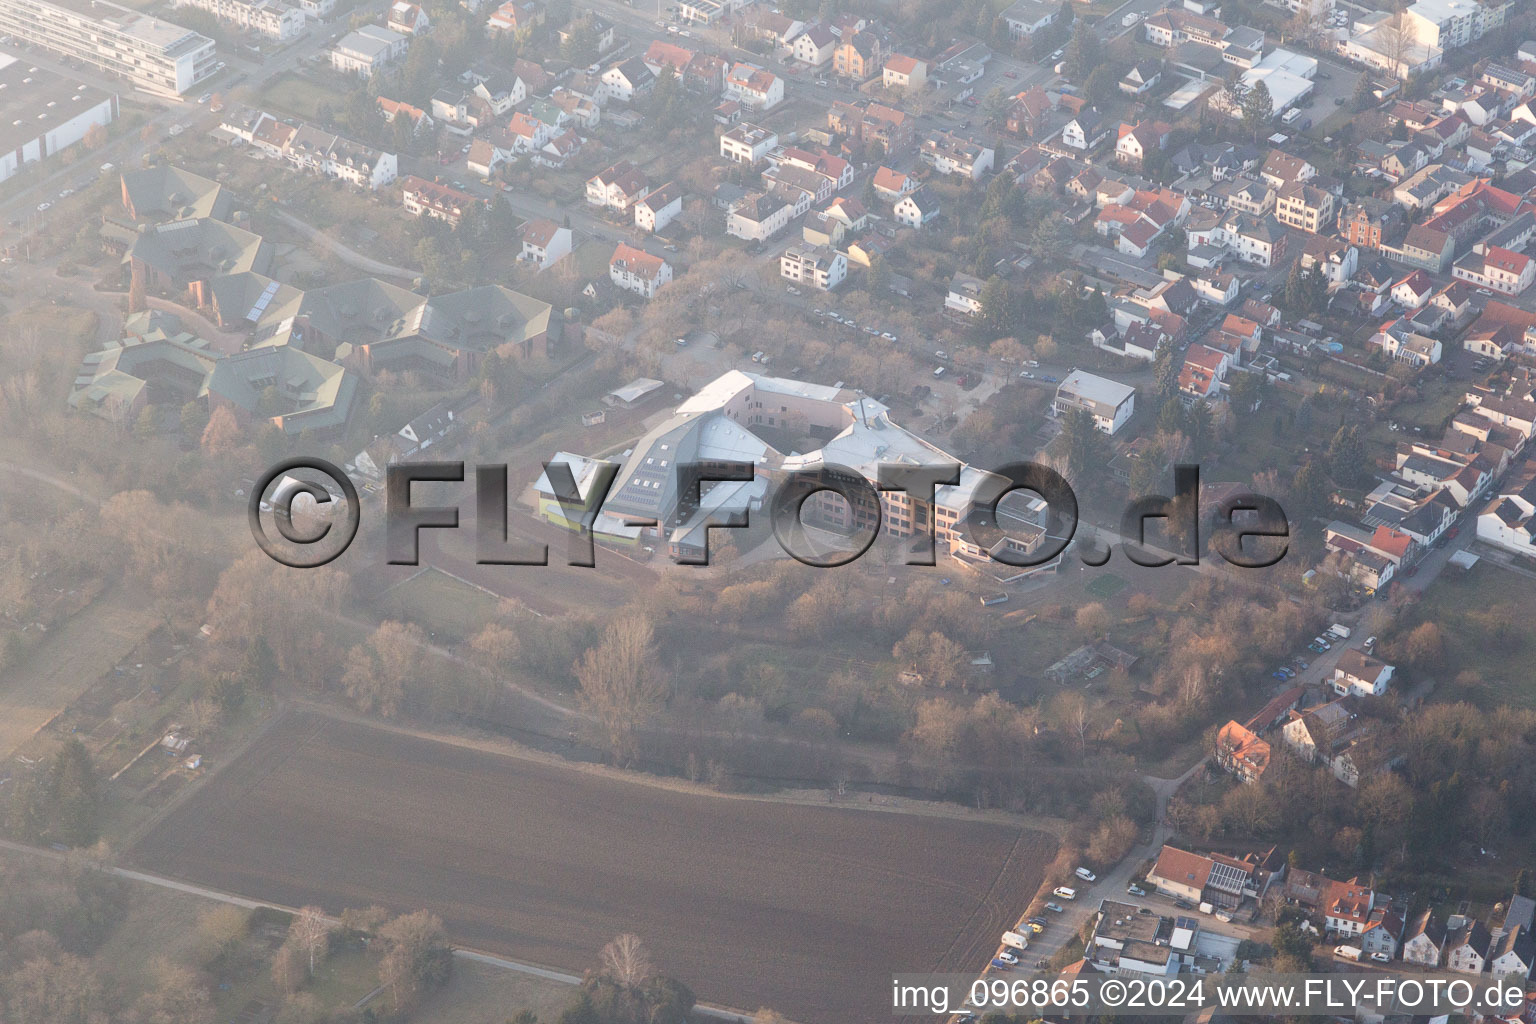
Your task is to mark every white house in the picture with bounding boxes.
[1054,370,1136,434]
[634,182,683,234]
[387,0,429,34]
[726,192,792,241]
[609,242,672,298]
[720,122,778,164]
[601,57,655,103]
[1001,0,1060,39]
[1331,651,1395,697]
[791,24,836,66]
[519,218,573,269]
[330,25,408,77]
[724,63,784,110]
[893,186,940,228]
[945,273,985,316]
[780,244,846,291]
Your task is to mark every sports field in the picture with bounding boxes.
[131,709,1054,1022]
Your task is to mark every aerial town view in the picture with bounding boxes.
[3,0,1536,1017]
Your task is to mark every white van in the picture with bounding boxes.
[1053,886,1077,900]
[933,366,946,378]
[1075,867,1097,882]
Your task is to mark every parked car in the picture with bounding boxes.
[1272,670,1289,681]
[1370,952,1391,963]
[1044,902,1065,913]
[997,950,1018,965]
[990,957,1013,971]
[1041,374,1058,383]
[1137,906,1154,915]
[1127,884,1146,896]
[1175,898,1194,909]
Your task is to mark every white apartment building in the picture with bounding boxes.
[780,245,846,291]
[330,24,407,76]
[719,122,778,164]
[1405,0,1504,50]
[0,0,216,96]
[172,0,304,40]
[1054,370,1137,434]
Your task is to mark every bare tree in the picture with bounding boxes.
[575,614,666,764]
[290,906,333,976]
[600,933,654,988]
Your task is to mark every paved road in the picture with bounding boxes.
[270,204,421,279]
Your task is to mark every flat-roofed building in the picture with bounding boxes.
[1054,370,1136,434]
[0,0,216,96]
[0,55,117,183]
[330,24,408,77]
[171,0,303,40]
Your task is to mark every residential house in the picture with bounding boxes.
[1062,108,1111,152]
[1259,149,1314,189]
[1331,650,1395,697]
[833,29,886,80]
[1453,245,1536,295]
[1216,720,1271,782]
[634,182,682,234]
[518,218,572,269]
[1393,270,1436,309]
[726,192,792,241]
[1403,910,1447,967]
[601,57,654,103]
[399,175,481,227]
[330,25,408,77]
[1006,87,1055,137]
[920,131,994,180]
[872,165,917,200]
[1178,343,1231,403]
[1360,903,1408,959]
[1115,120,1170,169]
[376,96,432,132]
[586,160,650,213]
[720,122,778,164]
[725,62,784,110]
[1054,370,1136,434]
[1001,0,1061,39]
[1445,919,1493,974]
[893,186,940,228]
[1301,235,1358,286]
[828,99,913,153]
[609,242,672,298]
[387,1,429,34]
[945,273,984,316]
[1121,62,1162,95]
[487,0,542,35]
[1275,181,1335,233]
[793,25,837,67]
[882,53,926,90]
[1488,926,1535,978]
[780,244,846,291]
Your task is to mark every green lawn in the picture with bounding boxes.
[1085,573,1127,600]
[376,568,503,641]
[260,72,328,120]
[1408,560,1536,708]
